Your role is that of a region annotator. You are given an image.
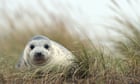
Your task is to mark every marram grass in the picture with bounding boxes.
[0,0,140,83]
[0,26,139,84]
[108,0,140,83]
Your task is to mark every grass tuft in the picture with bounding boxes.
[0,0,140,83]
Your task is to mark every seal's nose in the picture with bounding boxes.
[35,52,44,58]
[36,52,42,56]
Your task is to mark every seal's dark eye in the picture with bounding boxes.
[44,44,49,49]
[30,45,35,50]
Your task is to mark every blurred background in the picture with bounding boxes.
[0,0,140,55]
[0,0,140,46]
[0,0,130,40]
[0,0,139,41]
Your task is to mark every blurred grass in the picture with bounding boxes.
[0,21,125,84]
[0,0,140,83]
[1,22,139,83]
[108,0,140,83]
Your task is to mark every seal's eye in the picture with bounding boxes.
[44,44,49,49]
[30,45,35,50]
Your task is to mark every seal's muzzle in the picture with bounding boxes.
[33,52,46,65]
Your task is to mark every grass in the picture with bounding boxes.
[0,0,140,83]
[0,24,118,84]
[0,24,139,84]
[108,0,140,83]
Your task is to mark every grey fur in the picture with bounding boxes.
[31,35,50,41]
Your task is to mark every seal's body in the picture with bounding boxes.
[16,35,74,71]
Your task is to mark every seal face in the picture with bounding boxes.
[16,35,74,70]
[28,39,51,66]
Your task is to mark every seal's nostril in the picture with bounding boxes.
[35,52,43,58]
[36,52,42,56]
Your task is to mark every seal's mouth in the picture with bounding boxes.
[33,57,47,66]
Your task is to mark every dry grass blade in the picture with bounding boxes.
[108,0,140,83]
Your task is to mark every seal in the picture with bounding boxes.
[16,35,75,71]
